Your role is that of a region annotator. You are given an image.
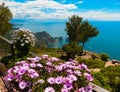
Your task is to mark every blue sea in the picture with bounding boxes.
[11,19,120,60]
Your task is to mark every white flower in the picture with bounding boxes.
[20,40,23,42]
[23,34,26,37]
[21,43,24,46]
[26,37,30,40]
[25,40,29,44]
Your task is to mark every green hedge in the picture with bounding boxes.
[93,66,120,92]
[77,58,105,68]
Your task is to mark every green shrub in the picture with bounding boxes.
[101,66,120,79]
[92,72,111,91]
[0,55,15,67]
[77,58,105,68]
[1,54,32,68]
[62,43,82,60]
[91,53,99,59]
[100,66,120,91]
[31,47,63,58]
[100,53,109,61]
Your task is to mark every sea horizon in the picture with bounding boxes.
[11,19,120,60]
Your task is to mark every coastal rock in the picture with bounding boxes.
[54,36,63,42]
[34,31,56,47]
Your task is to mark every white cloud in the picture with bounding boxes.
[47,10,120,21]
[0,0,120,20]
[0,0,77,19]
[24,0,77,9]
[76,11,120,21]
[76,0,83,4]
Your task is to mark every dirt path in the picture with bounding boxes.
[0,76,8,92]
[105,60,119,67]
[90,68,101,72]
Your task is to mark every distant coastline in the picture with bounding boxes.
[11,19,120,60]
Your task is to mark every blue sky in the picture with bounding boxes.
[1,0,120,20]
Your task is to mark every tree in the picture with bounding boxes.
[65,15,99,49]
[0,3,13,35]
[65,15,82,44]
[80,21,99,48]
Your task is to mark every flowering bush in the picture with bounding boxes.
[4,55,93,92]
[12,29,36,57]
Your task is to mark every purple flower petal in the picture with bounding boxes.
[44,87,55,92]
[19,81,26,89]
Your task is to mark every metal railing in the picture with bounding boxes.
[89,82,109,92]
[0,35,14,58]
